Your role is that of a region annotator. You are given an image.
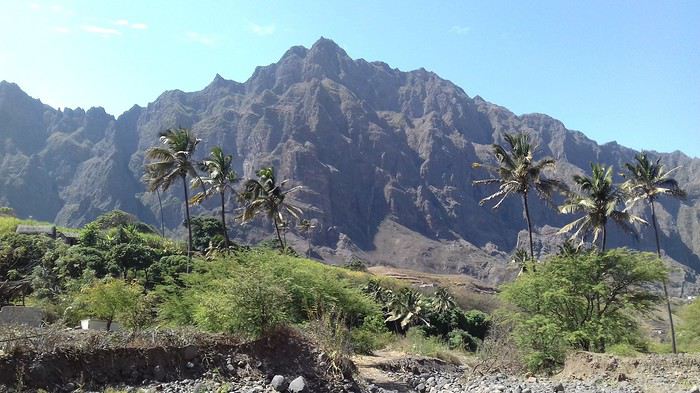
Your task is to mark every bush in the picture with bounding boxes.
[447,329,478,351]
[390,328,462,364]
[189,265,291,338]
[159,250,383,338]
[501,249,667,371]
[351,314,393,354]
[73,278,146,330]
[306,308,354,378]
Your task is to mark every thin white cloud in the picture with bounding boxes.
[114,19,148,30]
[249,22,276,36]
[54,26,70,33]
[30,3,41,11]
[82,25,121,37]
[185,31,218,46]
[450,25,470,35]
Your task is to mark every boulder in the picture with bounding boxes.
[288,376,306,392]
[270,375,287,391]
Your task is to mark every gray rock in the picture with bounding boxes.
[553,382,565,392]
[288,376,307,393]
[270,375,287,391]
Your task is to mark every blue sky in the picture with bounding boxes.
[0,1,698,157]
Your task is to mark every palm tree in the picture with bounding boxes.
[432,287,457,314]
[558,163,646,251]
[240,167,303,251]
[190,146,239,248]
[144,128,201,262]
[622,152,687,354]
[473,133,565,260]
[298,219,316,257]
[385,288,431,333]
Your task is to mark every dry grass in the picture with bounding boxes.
[0,324,239,357]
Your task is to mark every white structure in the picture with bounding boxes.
[80,319,121,331]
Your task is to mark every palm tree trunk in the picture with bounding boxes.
[273,217,285,252]
[651,199,677,354]
[220,191,230,248]
[156,188,165,238]
[182,175,193,270]
[522,192,535,260]
[601,224,607,252]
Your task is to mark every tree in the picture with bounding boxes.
[75,278,145,331]
[473,133,565,260]
[144,128,201,262]
[622,152,687,354]
[432,287,457,314]
[190,146,239,248]
[240,167,303,251]
[385,287,430,333]
[107,243,157,280]
[502,249,667,369]
[188,216,224,251]
[559,163,646,251]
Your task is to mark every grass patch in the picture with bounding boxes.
[388,328,467,364]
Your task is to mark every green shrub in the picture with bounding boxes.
[159,250,383,338]
[678,298,700,352]
[447,329,478,351]
[390,328,463,364]
[73,278,146,330]
[501,249,667,371]
[351,314,393,354]
[190,265,291,338]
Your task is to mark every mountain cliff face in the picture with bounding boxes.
[1,38,698,288]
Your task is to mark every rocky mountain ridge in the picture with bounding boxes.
[1,38,698,288]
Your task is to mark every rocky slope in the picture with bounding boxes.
[0,38,698,287]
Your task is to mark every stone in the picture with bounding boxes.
[553,382,565,392]
[689,386,700,393]
[270,375,287,391]
[288,376,307,393]
[416,383,426,393]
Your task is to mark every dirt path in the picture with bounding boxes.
[354,350,415,392]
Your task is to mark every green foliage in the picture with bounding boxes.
[0,233,57,279]
[189,216,224,251]
[390,327,463,364]
[73,278,147,330]
[56,245,108,279]
[351,314,393,354]
[159,250,382,337]
[501,248,667,370]
[0,207,15,217]
[678,298,700,352]
[344,257,368,272]
[91,210,156,233]
[146,255,189,288]
[189,264,291,337]
[447,329,478,351]
[107,242,159,279]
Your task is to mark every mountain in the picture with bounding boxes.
[1,38,699,289]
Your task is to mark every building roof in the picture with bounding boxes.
[15,225,56,236]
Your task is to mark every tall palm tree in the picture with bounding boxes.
[473,133,565,260]
[622,152,687,354]
[190,146,239,248]
[240,167,303,251]
[144,128,201,261]
[558,163,646,251]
